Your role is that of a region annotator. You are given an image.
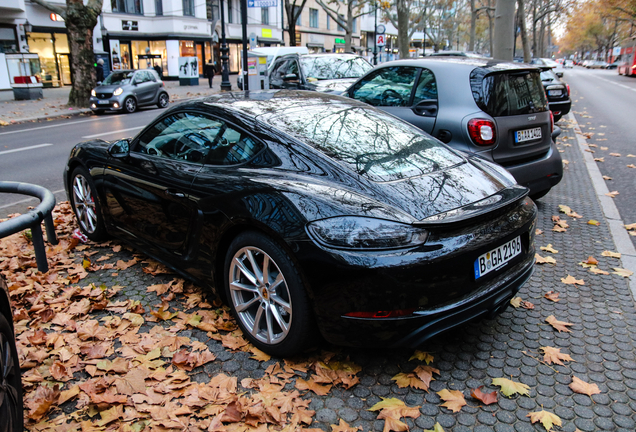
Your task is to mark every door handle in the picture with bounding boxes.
[165,189,186,198]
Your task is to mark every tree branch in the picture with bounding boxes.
[316,0,347,28]
[31,0,67,18]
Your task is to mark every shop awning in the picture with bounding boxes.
[257,37,282,44]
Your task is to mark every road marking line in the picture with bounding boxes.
[0,188,66,210]
[0,117,107,136]
[0,143,53,155]
[82,126,144,139]
[595,76,636,92]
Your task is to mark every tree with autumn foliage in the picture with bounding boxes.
[30,0,103,108]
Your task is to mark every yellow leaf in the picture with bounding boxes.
[535,254,556,265]
[391,373,430,391]
[437,389,466,413]
[606,190,619,198]
[492,377,530,397]
[409,350,434,364]
[423,423,445,432]
[368,397,410,412]
[625,223,636,230]
[510,297,522,308]
[527,410,562,432]
[82,258,91,269]
[588,219,600,226]
[602,250,621,258]
[613,268,633,278]
[561,275,584,285]
[540,244,558,254]
[122,312,144,326]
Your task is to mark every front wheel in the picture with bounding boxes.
[157,92,169,108]
[123,97,137,113]
[70,167,107,241]
[224,231,314,357]
[0,310,23,432]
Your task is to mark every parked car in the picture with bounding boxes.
[268,53,372,93]
[532,58,564,77]
[237,46,309,90]
[564,59,574,68]
[0,276,23,432]
[539,67,571,122]
[605,61,620,70]
[346,57,562,199]
[90,69,169,114]
[587,61,609,69]
[64,91,537,357]
[427,51,486,58]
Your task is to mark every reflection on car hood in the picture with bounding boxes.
[94,85,124,92]
[312,78,359,94]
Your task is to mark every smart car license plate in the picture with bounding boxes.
[98,100,109,104]
[474,236,522,279]
[548,90,562,96]
[515,127,542,143]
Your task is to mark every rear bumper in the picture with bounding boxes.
[504,141,563,195]
[548,100,571,117]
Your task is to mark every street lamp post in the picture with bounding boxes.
[220,0,232,91]
[373,3,378,65]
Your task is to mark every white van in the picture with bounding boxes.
[237,46,309,89]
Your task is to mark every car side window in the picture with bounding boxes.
[412,68,438,104]
[350,67,419,107]
[134,72,147,84]
[271,60,288,78]
[287,60,299,77]
[134,112,265,165]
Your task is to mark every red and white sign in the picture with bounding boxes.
[376,34,386,47]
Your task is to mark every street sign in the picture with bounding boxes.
[247,0,277,7]
[613,46,621,56]
[335,37,345,45]
[249,32,257,49]
[376,34,386,47]
[376,24,386,35]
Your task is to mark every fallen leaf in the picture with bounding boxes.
[561,275,584,285]
[544,291,560,302]
[606,191,619,198]
[610,153,622,157]
[409,350,434,364]
[510,297,522,308]
[423,423,445,432]
[510,297,533,309]
[589,267,610,275]
[296,377,332,396]
[625,223,636,230]
[613,268,633,278]
[541,346,574,365]
[569,376,601,396]
[603,175,612,180]
[594,157,605,162]
[602,250,621,258]
[546,315,573,332]
[331,419,362,432]
[588,219,600,226]
[492,377,530,397]
[368,397,421,432]
[535,254,556,265]
[583,256,598,265]
[527,410,562,432]
[391,373,431,391]
[627,164,636,168]
[540,244,558,254]
[437,389,466,413]
[470,386,498,405]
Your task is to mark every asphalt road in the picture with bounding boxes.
[562,66,636,246]
[0,106,168,217]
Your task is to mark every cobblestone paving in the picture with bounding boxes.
[56,121,636,432]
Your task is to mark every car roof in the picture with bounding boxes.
[372,57,539,74]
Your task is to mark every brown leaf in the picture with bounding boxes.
[541,346,574,365]
[527,410,562,431]
[561,275,585,285]
[470,386,498,405]
[437,389,466,413]
[540,244,558,254]
[544,291,560,302]
[25,384,60,421]
[296,377,332,396]
[413,365,440,390]
[331,419,362,432]
[583,256,598,265]
[606,190,619,198]
[391,373,430,391]
[569,376,601,396]
[546,315,573,332]
[535,254,556,265]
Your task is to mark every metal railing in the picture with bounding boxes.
[0,182,58,273]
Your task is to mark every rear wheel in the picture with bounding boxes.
[124,97,137,113]
[0,311,23,432]
[157,93,169,108]
[224,231,314,357]
[553,114,562,123]
[70,167,107,241]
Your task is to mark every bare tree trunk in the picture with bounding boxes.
[285,0,308,47]
[470,0,476,51]
[488,0,494,56]
[493,0,515,60]
[397,0,411,58]
[517,0,531,62]
[538,17,545,57]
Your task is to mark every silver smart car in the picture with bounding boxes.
[90,69,169,114]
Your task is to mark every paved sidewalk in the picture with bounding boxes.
[3,117,636,431]
[0,75,239,125]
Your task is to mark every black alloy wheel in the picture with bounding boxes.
[157,93,169,108]
[224,231,314,357]
[70,167,107,241]
[0,313,23,432]
[124,97,137,113]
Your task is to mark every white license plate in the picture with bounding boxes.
[98,100,109,104]
[474,236,522,279]
[548,90,562,96]
[515,127,542,143]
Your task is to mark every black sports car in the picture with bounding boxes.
[1,276,22,432]
[64,91,537,357]
[539,67,571,122]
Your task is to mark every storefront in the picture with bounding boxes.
[26,30,71,87]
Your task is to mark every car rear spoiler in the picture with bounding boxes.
[413,185,529,228]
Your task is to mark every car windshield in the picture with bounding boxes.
[103,71,134,85]
[472,70,547,117]
[540,69,558,82]
[299,56,372,80]
[267,104,464,182]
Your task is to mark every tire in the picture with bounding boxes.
[553,114,562,123]
[123,96,137,113]
[69,166,107,241]
[0,312,23,432]
[157,92,169,108]
[224,231,314,357]
[530,188,551,201]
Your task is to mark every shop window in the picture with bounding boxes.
[0,26,18,53]
[337,14,344,32]
[228,0,233,23]
[353,18,357,33]
[183,0,195,16]
[111,0,143,14]
[309,9,318,28]
[155,0,163,15]
[261,7,269,25]
[131,40,149,69]
[208,0,219,20]
[294,6,301,26]
[327,16,330,30]
[180,40,196,57]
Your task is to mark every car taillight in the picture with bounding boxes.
[550,111,554,133]
[566,84,570,96]
[467,119,497,146]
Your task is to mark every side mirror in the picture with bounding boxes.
[108,139,130,158]
[96,81,102,86]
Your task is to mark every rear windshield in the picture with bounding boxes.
[471,70,547,117]
[299,56,372,80]
[266,104,464,182]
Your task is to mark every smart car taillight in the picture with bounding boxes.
[566,84,570,96]
[467,119,497,146]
